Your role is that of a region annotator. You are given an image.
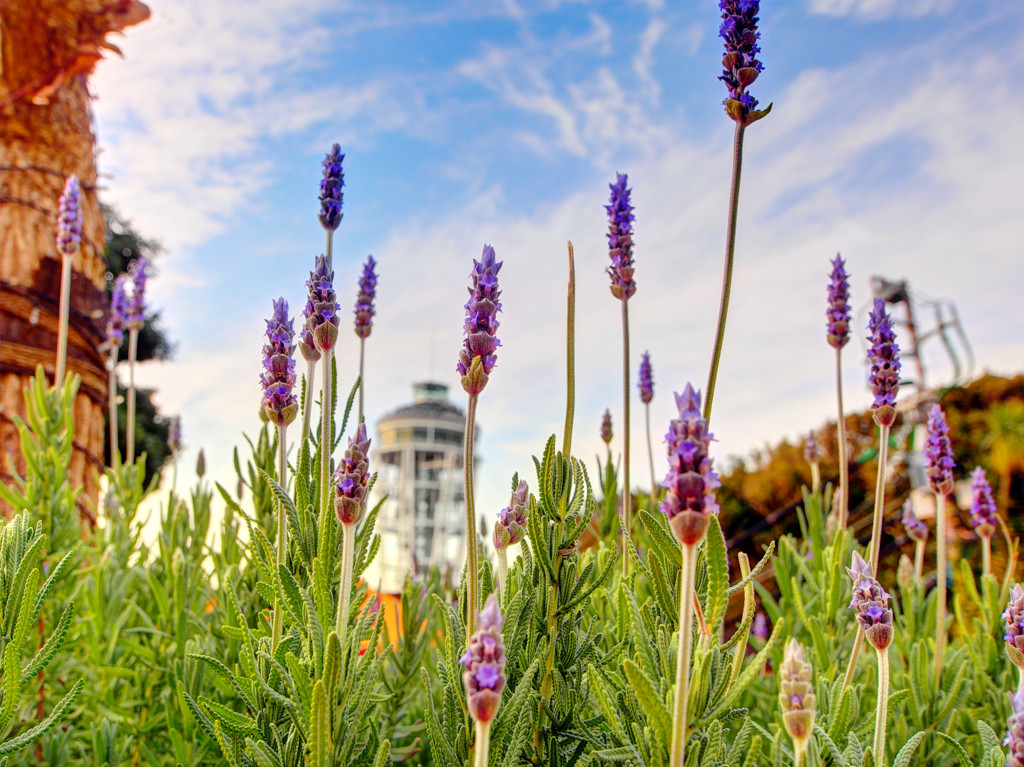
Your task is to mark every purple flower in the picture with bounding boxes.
[601,409,613,445]
[106,273,129,348]
[826,255,851,350]
[719,0,766,124]
[260,298,298,427]
[305,254,340,354]
[924,404,955,495]
[969,466,998,537]
[1006,690,1024,767]
[1003,584,1024,669]
[638,351,654,405]
[168,416,182,453]
[126,257,148,330]
[752,612,769,641]
[318,144,344,232]
[460,594,506,724]
[901,499,928,544]
[457,245,502,396]
[494,481,528,551]
[803,431,820,465]
[334,423,371,524]
[661,383,720,546]
[867,298,900,427]
[56,175,83,255]
[606,173,636,301]
[847,551,893,651]
[354,255,377,339]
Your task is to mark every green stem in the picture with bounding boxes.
[318,349,334,565]
[935,492,947,689]
[621,299,632,577]
[325,230,334,272]
[704,122,747,422]
[108,346,119,466]
[793,739,807,767]
[474,720,491,767]
[54,253,72,386]
[126,327,139,464]
[645,403,657,508]
[841,628,864,694]
[811,462,821,496]
[670,542,697,767]
[563,242,575,458]
[873,649,890,764]
[272,423,288,651]
[914,538,924,582]
[301,358,315,446]
[868,425,890,577]
[358,336,366,426]
[835,349,849,529]
[983,533,991,578]
[729,553,753,686]
[496,548,508,600]
[1017,664,1023,694]
[336,521,355,643]
[464,393,479,635]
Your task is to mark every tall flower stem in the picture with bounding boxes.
[563,243,575,458]
[934,492,947,688]
[670,542,697,767]
[464,393,479,635]
[873,649,890,764]
[914,539,925,582]
[842,631,864,693]
[621,299,632,576]
[704,122,747,422]
[793,741,807,767]
[325,230,334,272]
[982,535,992,578]
[272,423,288,651]
[301,360,315,445]
[496,548,508,598]
[868,426,890,576]
[336,521,355,643]
[126,327,139,464]
[358,336,366,426]
[645,404,657,508]
[319,351,334,561]
[108,347,119,464]
[474,720,492,767]
[835,349,849,529]
[1017,665,1024,695]
[54,254,72,386]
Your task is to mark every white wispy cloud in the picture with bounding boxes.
[807,0,953,20]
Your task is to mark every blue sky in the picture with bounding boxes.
[91,0,1024,534]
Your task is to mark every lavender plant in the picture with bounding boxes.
[902,497,928,581]
[827,254,852,528]
[125,256,149,464]
[319,143,344,268]
[639,351,658,505]
[105,273,129,463]
[926,402,955,685]
[54,175,82,387]
[353,255,377,424]
[971,466,999,576]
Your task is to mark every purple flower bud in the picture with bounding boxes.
[354,255,377,340]
[719,0,765,124]
[826,255,851,349]
[924,404,955,495]
[318,144,344,231]
[661,383,720,546]
[56,175,83,255]
[305,255,340,354]
[106,273,129,348]
[847,551,893,651]
[457,245,502,396]
[461,594,506,724]
[867,298,900,427]
[606,173,636,301]
[334,423,371,524]
[638,351,654,405]
[600,409,613,445]
[493,481,528,551]
[168,416,182,453]
[803,431,820,465]
[126,257,148,330]
[752,612,769,641]
[969,466,998,537]
[1003,584,1024,669]
[900,499,928,544]
[778,639,815,743]
[261,298,298,427]
[1006,689,1024,767]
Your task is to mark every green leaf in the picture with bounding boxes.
[310,680,331,767]
[892,732,926,767]
[0,679,83,756]
[623,657,671,749]
[704,515,729,633]
[977,720,1001,754]
[936,732,974,767]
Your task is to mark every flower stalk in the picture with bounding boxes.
[354,255,377,425]
[925,404,955,687]
[333,423,371,644]
[873,648,890,764]
[273,423,287,650]
[827,255,852,528]
[126,327,139,464]
[464,393,479,632]
[671,541,697,767]
[54,175,82,387]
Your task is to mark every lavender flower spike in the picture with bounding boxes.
[334,423,371,525]
[1003,584,1024,670]
[318,143,344,231]
[778,639,815,747]
[826,254,851,350]
[106,273,129,348]
[126,257,148,331]
[493,480,528,551]
[168,416,182,454]
[900,499,928,544]
[867,298,900,428]
[56,175,83,255]
[924,404,955,495]
[719,0,768,125]
[969,466,998,537]
[638,351,654,404]
[847,551,894,651]
[354,255,378,339]
[803,431,820,465]
[261,298,298,427]
[457,245,502,396]
[661,383,720,546]
[460,594,507,724]
[305,254,340,353]
[606,173,636,301]
[601,409,613,445]
[1006,690,1024,767]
